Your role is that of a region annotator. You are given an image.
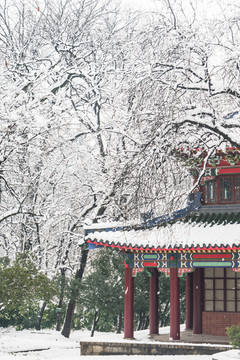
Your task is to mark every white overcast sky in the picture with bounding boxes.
[121,0,238,20]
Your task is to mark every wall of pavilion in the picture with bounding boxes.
[85,148,240,340]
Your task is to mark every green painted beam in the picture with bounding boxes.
[193,261,232,267]
[143,254,158,260]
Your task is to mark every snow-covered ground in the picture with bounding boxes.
[0,326,238,360]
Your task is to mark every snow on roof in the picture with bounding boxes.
[85,192,240,251]
[85,220,240,251]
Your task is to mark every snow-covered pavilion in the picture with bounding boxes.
[84,148,240,340]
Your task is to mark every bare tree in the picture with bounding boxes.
[0,0,139,336]
[113,0,240,218]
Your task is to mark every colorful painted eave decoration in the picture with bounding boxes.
[204,155,240,167]
[87,238,240,274]
[125,250,240,274]
[86,239,240,253]
[198,167,240,185]
[178,147,240,168]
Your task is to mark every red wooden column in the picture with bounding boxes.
[170,268,180,340]
[124,266,134,339]
[149,268,159,335]
[193,268,203,334]
[185,272,193,330]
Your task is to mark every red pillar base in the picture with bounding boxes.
[170,268,180,340]
[124,267,134,339]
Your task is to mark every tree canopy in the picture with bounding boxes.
[0,253,55,328]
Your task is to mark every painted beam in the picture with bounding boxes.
[192,261,232,267]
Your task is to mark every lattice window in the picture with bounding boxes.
[236,176,240,202]
[204,181,216,203]
[203,175,240,204]
[220,177,233,203]
[204,268,240,312]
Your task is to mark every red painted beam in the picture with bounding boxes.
[193,254,232,259]
[219,168,240,174]
[144,262,157,267]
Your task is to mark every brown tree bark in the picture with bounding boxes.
[36,301,46,331]
[61,248,88,338]
[56,269,66,331]
[116,312,123,334]
[90,309,100,337]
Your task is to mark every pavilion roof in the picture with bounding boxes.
[84,193,240,252]
[85,221,240,252]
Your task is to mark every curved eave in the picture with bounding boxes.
[86,239,240,252]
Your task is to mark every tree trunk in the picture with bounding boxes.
[61,299,76,338]
[137,312,144,331]
[56,269,66,331]
[56,299,63,332]
[36,301,46,330]
[160,301,170,327]
[61,248,88,338]
[143,314,149,330]
[116,312,122,334]
[90,309,100,337]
